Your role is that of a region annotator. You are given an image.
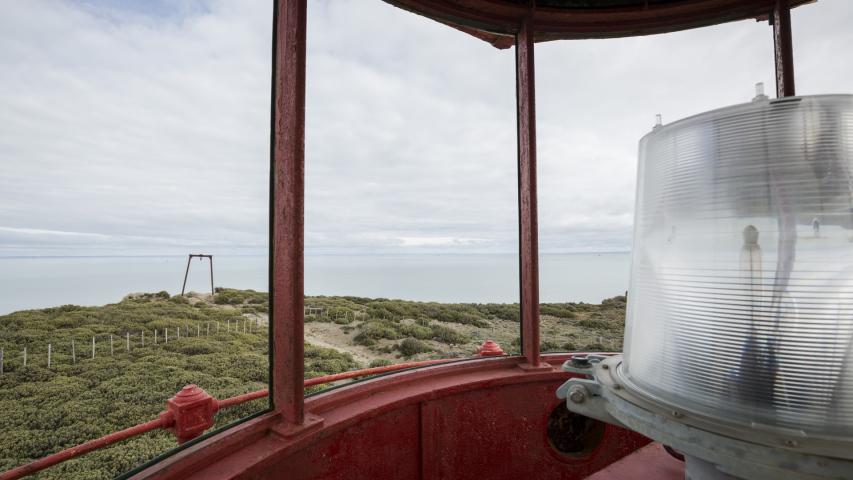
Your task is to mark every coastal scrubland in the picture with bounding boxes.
[0,289,625,479]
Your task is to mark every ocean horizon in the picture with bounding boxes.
[0,252,631,315]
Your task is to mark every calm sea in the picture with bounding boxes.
[0,253,630,315]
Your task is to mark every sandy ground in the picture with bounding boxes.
[205,298,623,367]
[302,315,622,367]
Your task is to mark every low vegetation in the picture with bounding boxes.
[0,290,626,479]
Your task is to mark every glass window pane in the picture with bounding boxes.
[304,0,519,391]
[0,2,271,477]
[536,19,779,353]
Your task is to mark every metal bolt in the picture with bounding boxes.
[671,410,683,418]
[568,385,588,404]
[601,364,609,370]
[785,439,799,448]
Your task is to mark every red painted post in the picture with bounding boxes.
[271,0,307,425]
[516,8,542,368]
[772,0,795,97]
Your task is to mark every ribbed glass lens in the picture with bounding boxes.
[624,95,853,437]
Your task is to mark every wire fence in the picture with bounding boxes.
[0,316,266,374]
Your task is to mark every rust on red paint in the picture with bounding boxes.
[516,9,542,369]
[772,0,796,97]
[476,340,506,356]
[271,0,307,426]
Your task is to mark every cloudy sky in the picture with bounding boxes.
[1,0,851,257]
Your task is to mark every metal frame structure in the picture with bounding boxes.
[263,0,800,427]
[0,1,811,478]
[134,0,803,477]
[180,254,214,296]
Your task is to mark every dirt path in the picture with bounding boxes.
[304,322,377,365]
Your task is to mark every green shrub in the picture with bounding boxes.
[429,324,468,344]
[398,338,431,357]
[576,318,611,330]
[352,333,376,347]
[368,359,393,368]
[540,304,577,319]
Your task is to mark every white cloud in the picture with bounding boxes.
[1,0,851,256]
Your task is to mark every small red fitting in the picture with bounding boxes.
[476,340,505,357]
[163,384,219,443]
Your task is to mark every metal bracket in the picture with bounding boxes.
[556,356,624,427]
[556,355,853,480]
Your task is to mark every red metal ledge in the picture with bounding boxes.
[132,354,649,480]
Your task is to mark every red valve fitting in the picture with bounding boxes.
[162,384,219,443]
[476,340,505,357]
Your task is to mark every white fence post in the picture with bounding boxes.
[92,336,95,359]
[47,344,52,369]
[165,328,169,343]
[197,324,200,337]
[206,323,210,336]
[22,347,27,368]
[126,332,130,352]
[72,340,76,364]
[141,330,145,347]
[110,335,114,355]
[154,329,158,345]
[177,326,180,339]
[1,347,4,374]
[217,321,220,333]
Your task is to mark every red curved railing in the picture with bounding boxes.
[0,357,461,480]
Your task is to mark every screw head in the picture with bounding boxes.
[601,363,609,370]
[568,385,588,404]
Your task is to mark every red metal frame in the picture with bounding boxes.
[131,355,651,480]
[271,0,307,426]
[383,0,813,45]
[516,8,543,369]
[772,0,796,97]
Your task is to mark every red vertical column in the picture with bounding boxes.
[271,0,307,425]
[772,0,795,98]
[516,11,542,369]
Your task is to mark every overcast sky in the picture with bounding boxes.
[1,0,851,257]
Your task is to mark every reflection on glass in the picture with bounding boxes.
[0,2,271,477]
